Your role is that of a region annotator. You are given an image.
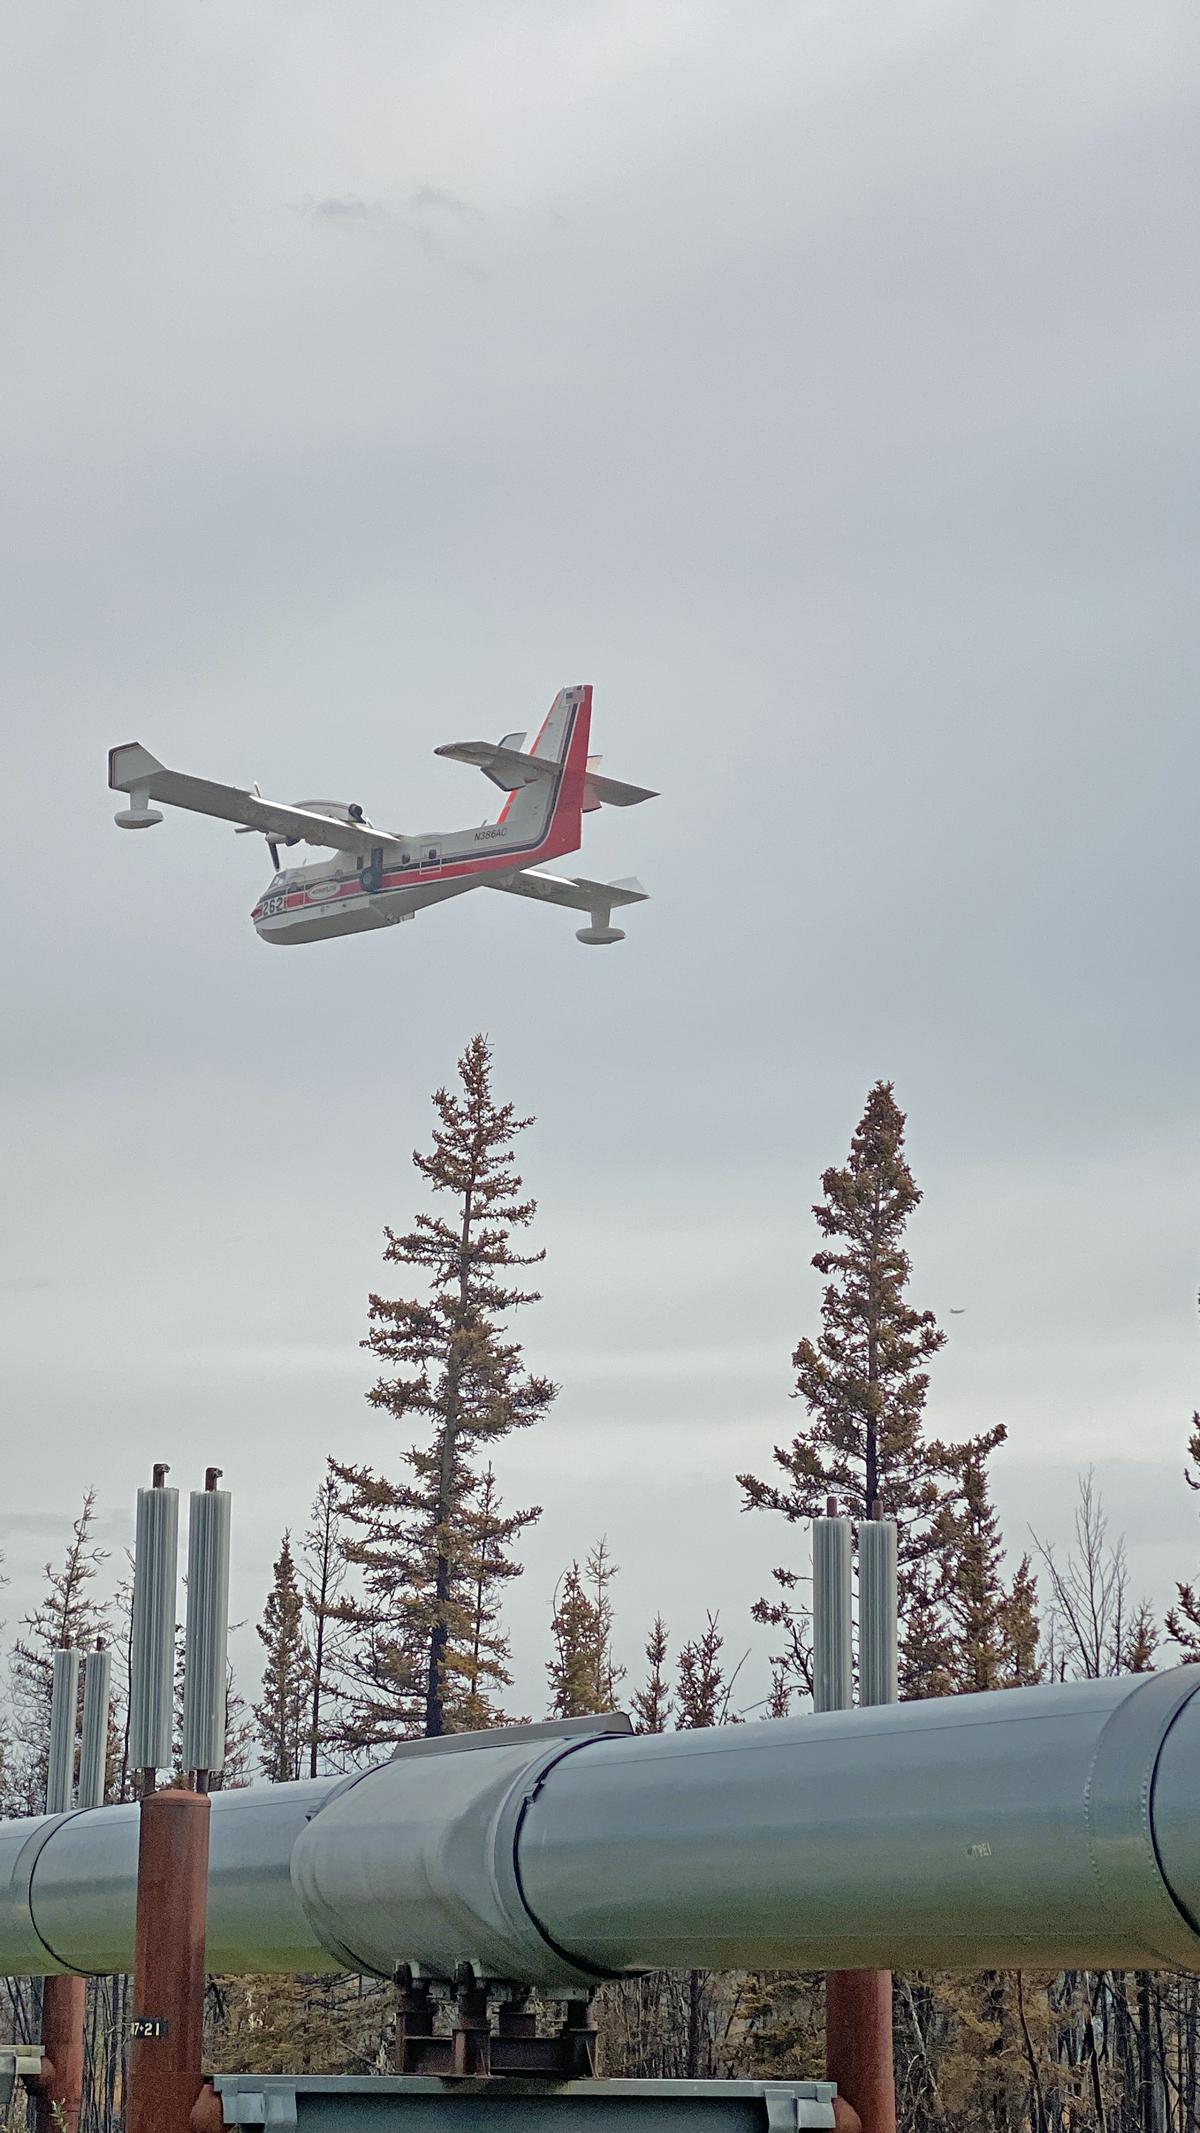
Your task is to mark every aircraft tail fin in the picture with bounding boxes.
[495,685,592,850]
[434,688,595,857]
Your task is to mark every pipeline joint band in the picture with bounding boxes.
[1085,1665,1200,1971]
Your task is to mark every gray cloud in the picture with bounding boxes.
[409,185,474,216]
[296,193,428,247]
[295,190,479,271]
[303,194,392,227]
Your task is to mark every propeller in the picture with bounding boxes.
[233,783,283,872]
[234,789,370,875]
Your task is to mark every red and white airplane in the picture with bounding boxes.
[109,686,655,947]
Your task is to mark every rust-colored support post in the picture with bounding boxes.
[825,1969,895,2133]
[392,1966,435,2073]
[127,1785,211,2133]
[34,1973,86,2133]
[562,1996,600,2080]
[449,1969,490,2077]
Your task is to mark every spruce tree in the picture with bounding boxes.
[997,1555,1043,1686]
[10,1491,110,1808]
[301,1466,348,1777]
[547,1541,623,1717]
[1166,1411,1200,1659]
[335,1034,551,1745]
[941,1427,1009,1694]
[909,1430,1041,1700]
[255,1534,313,1782]
[675,1614,742,1729]
[738,1082,955,1691]
[631,1616,672,1733]
[457,1463,537,1729]
[764,1668,792,1719]
[219,1664,256,1789]
[1122,1602,1159,1674]
[896,1558,957,1700]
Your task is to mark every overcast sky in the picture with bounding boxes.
[2,1,1198,1730]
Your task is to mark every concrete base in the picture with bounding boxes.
[205,2076,843,2133]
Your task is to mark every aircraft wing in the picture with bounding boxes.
[486,869,649,911]
[434,740,558,793]
[108,743,397,858]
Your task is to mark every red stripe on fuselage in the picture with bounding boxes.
[252,689,592,921]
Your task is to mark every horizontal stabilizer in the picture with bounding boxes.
[487,869,649,913]
[434,740,559,794]
[583,770,658,810]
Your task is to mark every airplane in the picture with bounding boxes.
[108,685,656,948]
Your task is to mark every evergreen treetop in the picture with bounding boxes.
[675,1613,743,1729]
[1167,1409,1200,1660]
[255,1532,312,1782]
[738,1081,1007,1698]
[739,1082,947,1546]
[997,1553,1043,1688]
[547,1540,623,1717]
[933,1429,1043,1696]
[300,1465,348,1778]
[334,1034,550,1745]
[631,1615,672,1733]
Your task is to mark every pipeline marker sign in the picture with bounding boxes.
[130,2017,169,2039]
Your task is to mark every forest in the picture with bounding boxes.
[3,1034,1197,2133]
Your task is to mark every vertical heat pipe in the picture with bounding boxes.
[128,1470,179,1782]
[812,1510,853,1715]
[181,1472,231,1785]
[46,1651,80,1817]
[38,1651,85,2133]
[77,1647,112,1813]
[825,1513,899,2133]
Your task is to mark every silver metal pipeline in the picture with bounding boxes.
[2,1672,1200,1983]
[0,1779,340,1978]
[517,1670,1200,1977]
